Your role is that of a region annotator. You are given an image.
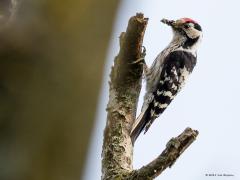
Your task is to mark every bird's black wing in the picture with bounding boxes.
[130,51,196,143]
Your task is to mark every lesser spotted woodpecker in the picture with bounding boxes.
[130,18,202,143]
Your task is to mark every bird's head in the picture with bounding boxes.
[161,18,202,39]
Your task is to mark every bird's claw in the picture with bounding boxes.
[131,46,147,64]
[141,45,146,58]
[131,57,145,64]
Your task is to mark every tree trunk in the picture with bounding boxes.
[0,1,119,180]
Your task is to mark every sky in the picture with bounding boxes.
[83,0,240,179]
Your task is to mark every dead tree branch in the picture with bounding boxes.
[101,13,199,180]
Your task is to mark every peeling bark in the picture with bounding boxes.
[101,13,199,180]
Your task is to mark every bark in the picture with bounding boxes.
[102,13,199,180]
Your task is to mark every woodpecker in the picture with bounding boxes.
[130,18,202,143]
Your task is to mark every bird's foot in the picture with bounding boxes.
[131,46,146,64]
[130,46,150,79]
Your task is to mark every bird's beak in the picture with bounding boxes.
[161,19,175,26]
[161,18,184,29]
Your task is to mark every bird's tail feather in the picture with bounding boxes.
[130,110,149,144]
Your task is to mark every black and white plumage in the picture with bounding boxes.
[130,18,202,143]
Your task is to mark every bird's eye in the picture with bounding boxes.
[184,24,190,29]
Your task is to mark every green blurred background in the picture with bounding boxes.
[0,0,119,180]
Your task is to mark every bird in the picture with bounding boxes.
[130,18,202,143]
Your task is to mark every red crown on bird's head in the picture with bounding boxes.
[181,18,198,24]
